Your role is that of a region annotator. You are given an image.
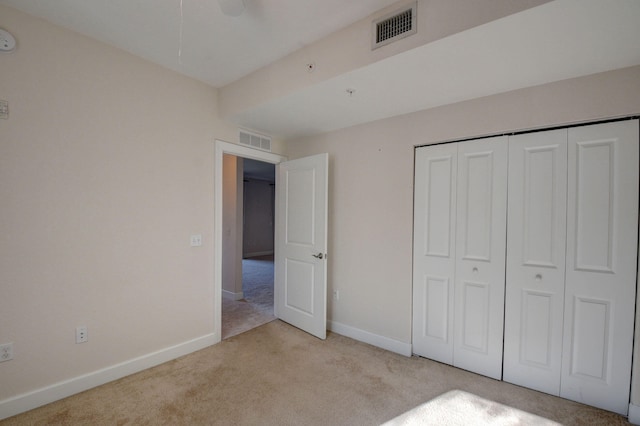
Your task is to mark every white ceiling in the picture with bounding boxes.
[232,0,640,139]
[2,0,640,140]
[0,0,400,87]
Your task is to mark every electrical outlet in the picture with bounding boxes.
[0,343,13,362]
[76,326,88,344]
[333,290,339,301]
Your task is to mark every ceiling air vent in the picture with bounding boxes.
[372,2,417,50]
[239,129,271,152]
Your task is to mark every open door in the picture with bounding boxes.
[274,153,328,339]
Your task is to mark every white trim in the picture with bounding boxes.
[222,289,244,301]
[214,140,287,341]
[0,333,217,421]
[629,403,640,424]
[328,320,412,357]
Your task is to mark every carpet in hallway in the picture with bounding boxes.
[222,255,275,339]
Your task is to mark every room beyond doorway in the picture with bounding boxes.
[220,153,276,339]
[214,140,286,343]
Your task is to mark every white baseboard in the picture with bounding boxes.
[0,333,217,421]
[243,251,274,258]
[222,289,243,301]
[327,320,412,357]
[629,403,640,424]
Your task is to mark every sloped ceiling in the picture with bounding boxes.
[0,0,400,87]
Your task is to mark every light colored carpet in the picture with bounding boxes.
[2,320,630,425]
[222,255,275,339]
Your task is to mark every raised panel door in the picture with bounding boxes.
[453,136,508,380]
[412,144,457,364]
[275,153,328,339]
[562,120,638,415]
[503,130,567,395]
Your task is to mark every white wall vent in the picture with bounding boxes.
[239,129,272,152]
[372,2,417,50]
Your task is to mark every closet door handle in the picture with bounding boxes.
[472,267,479,274]
[535,274,542,282]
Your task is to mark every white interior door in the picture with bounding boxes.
[561,120,638,415]
[453,136,508,380]
[274,153,328,339]
[412,143,458,364]
[503,129,568,394]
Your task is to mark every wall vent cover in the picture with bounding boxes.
[239,129,272,152]
[372,2,417,50]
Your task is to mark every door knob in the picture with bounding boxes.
[535,274,542,281]
[312,253,324,259]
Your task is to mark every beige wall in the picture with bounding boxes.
[0,5,238,402]
[222,155,243,296]
[243,179,275,257]
[286,65,640,398]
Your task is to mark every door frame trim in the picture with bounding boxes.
[213,140,287,342]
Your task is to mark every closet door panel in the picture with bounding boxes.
[460,281,489,353]
[503,130,567,395]
[412,144,457,364]
[453,136,508,380]
[562,120,639,415]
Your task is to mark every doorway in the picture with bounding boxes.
[222,158,276,338]
[213,140,286,343]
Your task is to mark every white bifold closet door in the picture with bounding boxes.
[503,129,568,395]
[561,121,638,414]
[503,120,638,415]
[412,143,457,365]
[413,136,507,380]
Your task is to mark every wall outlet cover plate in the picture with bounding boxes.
[0,29,16,52]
